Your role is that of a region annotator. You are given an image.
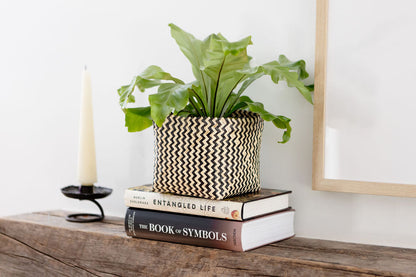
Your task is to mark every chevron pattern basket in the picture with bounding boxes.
[152,110,264,200]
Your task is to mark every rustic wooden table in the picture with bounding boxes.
[1,210,415,276]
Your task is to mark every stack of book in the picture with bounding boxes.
[124,185,294,251]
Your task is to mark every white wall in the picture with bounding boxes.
[1,0,415,249]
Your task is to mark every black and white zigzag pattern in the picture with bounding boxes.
[152,110,264,200]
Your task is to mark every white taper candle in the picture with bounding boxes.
[77,67,97,185]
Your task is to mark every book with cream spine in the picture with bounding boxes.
[124,184,291,221]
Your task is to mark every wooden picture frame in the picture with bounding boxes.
[312,0,416,197]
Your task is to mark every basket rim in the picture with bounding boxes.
[160,110,263,125]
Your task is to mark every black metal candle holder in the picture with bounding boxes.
[61,185,112,223]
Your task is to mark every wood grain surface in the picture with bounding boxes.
[1,210,416,276]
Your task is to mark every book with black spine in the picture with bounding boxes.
[125,208,295,252]
[124,184,291,221]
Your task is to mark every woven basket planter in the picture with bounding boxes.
[152,110,264,200]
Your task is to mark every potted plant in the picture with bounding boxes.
[118,24,313,200]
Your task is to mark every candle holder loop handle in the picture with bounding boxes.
[66,199,105,223]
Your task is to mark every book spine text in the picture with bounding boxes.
[125,208,243,251]
[124,189,244,220]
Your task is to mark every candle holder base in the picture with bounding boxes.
[61,185,112,223]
